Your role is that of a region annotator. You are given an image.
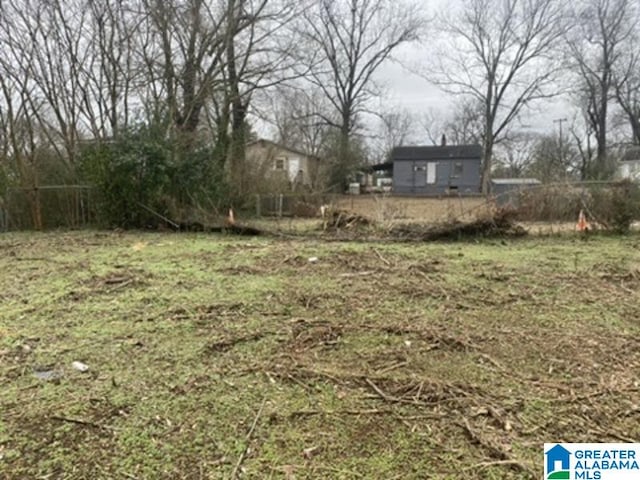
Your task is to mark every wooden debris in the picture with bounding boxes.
[231,398,267,479]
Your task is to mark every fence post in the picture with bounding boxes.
[256,194,261,217]
[278,193,283,217]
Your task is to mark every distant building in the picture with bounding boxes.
[491,178,541,207]
[618,147,640,181]
[246,139,321,190]
[390,144,482,196]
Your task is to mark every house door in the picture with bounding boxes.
[413,163,427,188]
[413,162,436,190]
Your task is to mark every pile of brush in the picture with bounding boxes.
[388,209,526,241]
[321,207,372,231]
[319,206,525,240]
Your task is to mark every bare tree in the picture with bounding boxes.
[615,50,640,145]
[222,0,302,197]
[299,0,424,187]
[493,132,538,178]
[371,109,416,163]
[421,100,484,146]
[526,133,576,182]
[78,0,140,139]
[0,0,93,167]
[268,86,334,157]
[432,0,567,193]
[568,111,597,180]
[0,69,45,229]
[141,0,302,195]
[566,0,638,176]
[141,0,228,139]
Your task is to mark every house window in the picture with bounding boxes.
[453,162,463,178]
[274,157,287,170]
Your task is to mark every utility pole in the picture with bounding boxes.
[553,118,568,166]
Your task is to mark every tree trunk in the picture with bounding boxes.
[629,111,640,145]
[224,0,249,200]
[595,98,608,177]
[229,100,247,198]
[336,121,351,191]
[481,138,493,195]
[215,101,231,168]
[28,186,43,231]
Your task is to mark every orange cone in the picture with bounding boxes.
[576,209,589,232]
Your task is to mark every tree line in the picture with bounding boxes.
[0,0,638,227]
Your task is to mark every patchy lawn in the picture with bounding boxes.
[1,231,639,479]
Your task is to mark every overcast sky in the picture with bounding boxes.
[260,0,578,146]
[368,0,576,144]
[373,43,575,144]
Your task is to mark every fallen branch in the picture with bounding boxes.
[365,378,401,403]
[206,333,268,353]
[338,271,376,278]
[463,459,534,472]
[107,279,134,292]
[373,248,391,266]
[230,398,267,479]
[460,418,535,478]
[137,202,180,230]
[290,408,391,418]
[376,361,409,375]
[589,427,638,443]
[412,270,450,300]
[51,415,113,431]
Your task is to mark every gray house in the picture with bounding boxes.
[391,145,482,196]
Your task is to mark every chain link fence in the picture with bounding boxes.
[254,193,338,217]
[2,182,638,234]
[492,180,640,233]
[0,185,94,231]
[254,182,640,235]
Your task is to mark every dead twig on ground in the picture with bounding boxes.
[206,333,269,354]
[412,270,450,300]
[230,398,267,480]
[372,248,391,266]
[365,378,402,403]
[107,279,134,292]
[460,418,535,478]
[338,271,376,278]
[51,415,114,431]
[137,202,180,230]
[463,459,535,471]
[375,361,408,375]
[290,409,392,418]
[589,427,638,443]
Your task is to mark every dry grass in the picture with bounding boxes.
[335,195,490,224]
[1,231,640,479]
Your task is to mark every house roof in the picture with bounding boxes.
[392,144,482,161]
[247,139,318,160]
[369,162,393,172]
[492,178,541,185]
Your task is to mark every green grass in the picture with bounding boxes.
[1,231,640,479]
